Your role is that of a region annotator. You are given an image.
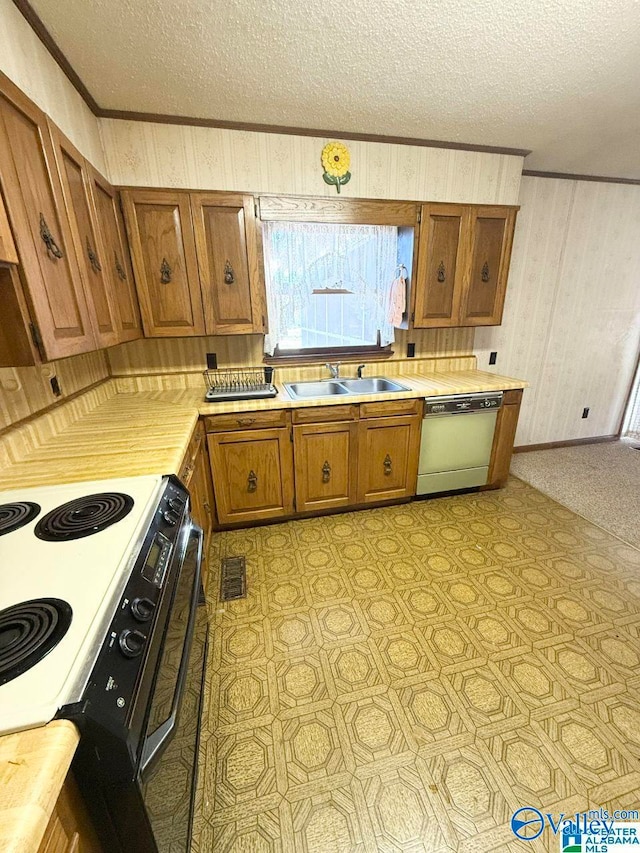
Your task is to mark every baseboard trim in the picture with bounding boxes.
[514,435,619,453]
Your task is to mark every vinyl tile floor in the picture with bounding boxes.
[192,478,640,853]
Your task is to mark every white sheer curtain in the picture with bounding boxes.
[263,222,398,355]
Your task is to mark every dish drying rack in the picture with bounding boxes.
[203,367,278,402]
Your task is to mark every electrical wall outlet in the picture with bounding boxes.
[582,407,590,419]
[407,342,416,358]
[206,352,218,370]
[489,351,497,365]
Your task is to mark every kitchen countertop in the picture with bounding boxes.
[0,720,79,853]
[0,369,527,489]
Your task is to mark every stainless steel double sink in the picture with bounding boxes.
[285,377,410,399]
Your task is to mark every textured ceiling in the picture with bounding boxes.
[28,0,640,178]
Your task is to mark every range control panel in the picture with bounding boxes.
[424,392,503,417]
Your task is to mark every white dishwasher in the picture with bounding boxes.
[417,392,502,495]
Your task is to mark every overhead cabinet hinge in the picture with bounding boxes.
[29,322,44,358]
[254,200,259,219]
[417,209,422,223]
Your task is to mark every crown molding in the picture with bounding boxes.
[522,169,640,186]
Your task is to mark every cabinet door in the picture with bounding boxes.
[48,121,119,348]
[87,168,142,342]
[413,204,468,328]
[0,77,95,359]
[459,206,517,326]
[294,421,357,512]
[207,428,294,525]
[188,433,215,593]
[487,389,523,487]
[121,190,205,337]
[191,193,265,334]
[357,415,421,503]
[0,189,18,264]
[38,771,102,853]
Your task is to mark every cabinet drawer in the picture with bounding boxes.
[359,398,421,418]
[204,409,289,432]
[292,404,358,424]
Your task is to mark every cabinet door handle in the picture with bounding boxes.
[481,261,490,282]
[115,252,127,280]
[247,470,258,492]
[437,261,446,282]
[322,460,331,483]
[237,417,256,426]
[383,454,392,475]
[86,237,102,272]
[224,260,235,284]
[160,257,172,283]
[39,213,63,260]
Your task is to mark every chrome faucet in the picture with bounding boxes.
[356,364,365,378]
[325,362,341,379]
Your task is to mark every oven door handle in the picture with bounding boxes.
[139,523,204,781]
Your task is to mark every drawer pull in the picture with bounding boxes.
[39,213,63,260]
[322,460,331,483]
[247,470,258,492]
[481,261,490,282]
[86,237,102,272]
[237,417,256,426]
[115,252,127,280]
[160,257,172,283]
[224,260,235,284]
[383,453,392,475]
[437,260,446,283]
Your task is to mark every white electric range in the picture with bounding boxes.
[0,474,165,734]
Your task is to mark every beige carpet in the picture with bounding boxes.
[511,439,640,548]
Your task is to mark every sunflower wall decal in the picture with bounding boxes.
[321,141,351,193]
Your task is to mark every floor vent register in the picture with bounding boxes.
[220,556,247,601]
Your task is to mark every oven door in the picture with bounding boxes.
[137,522,208,853]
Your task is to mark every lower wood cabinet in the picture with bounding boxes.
[293,420,358,512]
[357,414,421,503]
[207,427,294,525]
[487,388,523,487]
[38,770,102,853]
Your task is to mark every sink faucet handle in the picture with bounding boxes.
[325,361,341,378]
[356,364,365,378]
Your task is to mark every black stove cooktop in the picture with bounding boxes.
[34,492,134,542]
[0,502,41,537]
[0,598,73,685]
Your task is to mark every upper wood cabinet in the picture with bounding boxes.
[0,190,18,265]
[414,204,467,328]
[48,121,119,348]
[121,190,205,337]
[0,73,96,359]
[413,203,518,329]
[191,193,265,334]
[121,188,265,337]
[86,167,142,342]
[459,206,517,326]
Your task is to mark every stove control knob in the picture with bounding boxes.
[168,497,184,512]
[119,628,146,658]
[163,509,180,526]
[130,597,155,622]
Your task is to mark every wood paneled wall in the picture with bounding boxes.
[476,176,640,446]
[107,327,475,376]
[0,351,109,432]
[100,120,523,205]
[0,0,105,170]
